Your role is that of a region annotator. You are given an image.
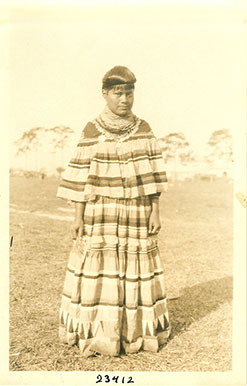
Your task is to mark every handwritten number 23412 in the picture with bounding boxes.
[96,375,134,384]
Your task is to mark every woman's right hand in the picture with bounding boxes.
[71,218,84,240]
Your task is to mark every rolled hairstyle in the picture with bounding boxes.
[102,65,136,90]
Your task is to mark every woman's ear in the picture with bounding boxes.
[102,89,107,99]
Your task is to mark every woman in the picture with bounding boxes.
[57,65,170,357]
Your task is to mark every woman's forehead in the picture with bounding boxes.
[111,84,135,92]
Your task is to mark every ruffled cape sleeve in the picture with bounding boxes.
[57,119,167,201]
[56,122,98,202]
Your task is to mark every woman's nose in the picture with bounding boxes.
[120,94,127,102]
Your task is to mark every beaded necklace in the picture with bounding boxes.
[93,106,141,143]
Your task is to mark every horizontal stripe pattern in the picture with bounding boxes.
[62,292,166,309]
[59,196,170,356]
[76,133,155,146]
[66,266,164,281]
[57,121,167,202]
[59,171,167,190]
[68,150,163,167]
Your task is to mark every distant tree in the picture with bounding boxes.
[56,166,65,177]
[39,167,47,180]
[15,133,30,170]
[47,126,75,165]
[206,129,233,165]
[15,127,45,170]
[159,132,195,165]
[15,125,75,171]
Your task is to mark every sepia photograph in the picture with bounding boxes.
[1,0,246,385]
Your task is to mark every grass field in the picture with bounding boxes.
[9,176,233,371]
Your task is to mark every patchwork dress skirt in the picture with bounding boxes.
[59,195,170,356]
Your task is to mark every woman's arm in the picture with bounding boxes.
[71,201,86,240]
[148,195,161,234]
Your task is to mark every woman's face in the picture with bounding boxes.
[103,86,134,116]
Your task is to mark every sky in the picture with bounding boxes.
[1,1,246,166]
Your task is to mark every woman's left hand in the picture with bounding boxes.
[148,210,161,235]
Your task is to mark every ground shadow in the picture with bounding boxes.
[167,276,233,339]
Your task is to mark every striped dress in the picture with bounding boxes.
[57,118,171,356]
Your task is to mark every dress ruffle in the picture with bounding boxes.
[59,234,170,357]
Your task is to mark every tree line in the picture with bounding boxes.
[159,129,233,166]
[14,125,74,173]
[14,126,233,173]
